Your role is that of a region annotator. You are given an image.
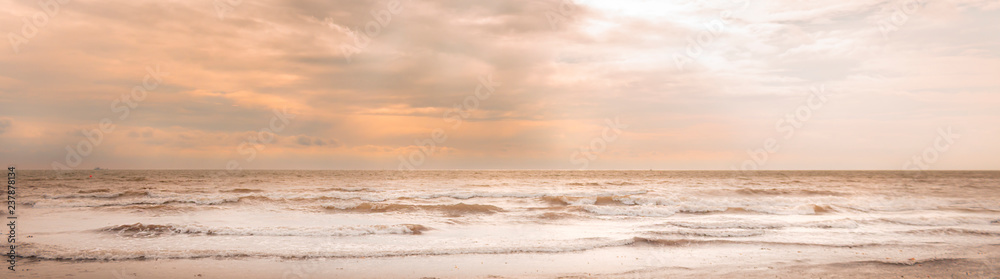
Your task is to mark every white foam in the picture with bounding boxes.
[18,237,637,260]
[581,205,678,217]
[101,223,429,237]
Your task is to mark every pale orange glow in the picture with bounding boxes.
[0,0,998,170]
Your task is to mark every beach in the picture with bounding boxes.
[8,170,1000,278]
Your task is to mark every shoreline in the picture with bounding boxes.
[10,256,998,279]
[9,244,999,278]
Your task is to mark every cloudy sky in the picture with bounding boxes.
[1,0,998,170]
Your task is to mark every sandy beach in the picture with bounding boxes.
[7,170,1000,278]
[13,248,1000,278]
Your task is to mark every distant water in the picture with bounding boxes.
[10,170,1000,276]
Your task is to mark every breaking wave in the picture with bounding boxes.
[323,202,504,216]
[99,223,431,237]
[18,236,896,261]
[900,228,1000,236]
[733,188,847,196]
[17,238,635,261]
[579,203,835,217]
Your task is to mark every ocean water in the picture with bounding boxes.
[9,170,1000,278]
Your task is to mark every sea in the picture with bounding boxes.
[8,170,1000,278]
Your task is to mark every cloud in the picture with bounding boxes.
[296,135,342,148]
[297,136,313,146]
[0,119,10,134]
[0,0,997,169]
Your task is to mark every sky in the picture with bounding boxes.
[0,0,998,170]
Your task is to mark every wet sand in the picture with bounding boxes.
[11,244,999,278]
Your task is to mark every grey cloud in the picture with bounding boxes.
[1,0,998,169]
[0,119,10,134]
[297,136,313,146]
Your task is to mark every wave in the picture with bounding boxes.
[847,257,974,266]
[658,217,999,231]
[77,188,111,194]
[28,188,997,217]
[535,212,578,220]
[17,234,925,262]
[43,190,150,199]
[31,197,245,208]
[834,198,1000,213]
[900,228,1000,236]
[611,196,840,214]
[875,216,997,226]
[17,238,636,261]
[542,196,624,206]
[317,187,379,192]
[220,188,264,193]
[733,188,847,196]
[631,237,889,248]
[28,190,648,208]
[744,204,834,215]
[579,203,835,217]
[611,195,1000,214]
[581,205,679,217]
[644,229,767,238]
[99,223,430,237]
[660,219,861,230]
[323,202,503,216]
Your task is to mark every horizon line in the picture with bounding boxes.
[9,168,1000,171]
